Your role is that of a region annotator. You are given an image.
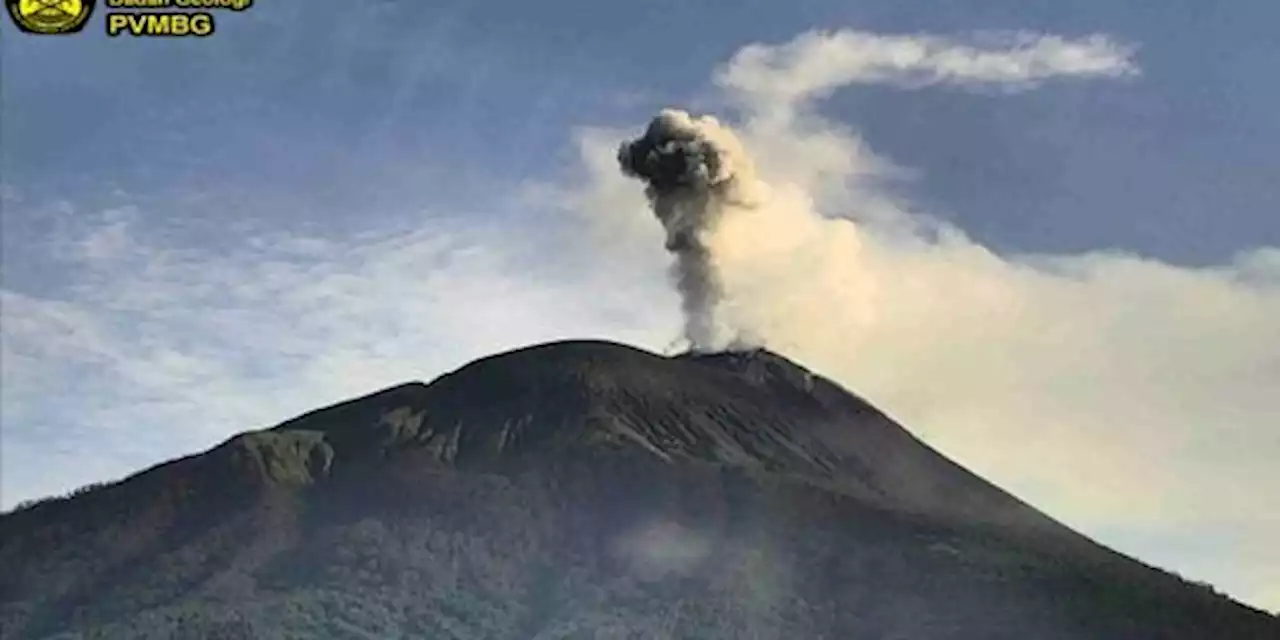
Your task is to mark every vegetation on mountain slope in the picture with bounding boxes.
[2,341,1275,639]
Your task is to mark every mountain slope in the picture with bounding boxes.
[1,340,1275,639]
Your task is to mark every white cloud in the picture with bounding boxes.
[716,30,1138,112]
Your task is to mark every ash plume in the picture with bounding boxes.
[617,109,762,349]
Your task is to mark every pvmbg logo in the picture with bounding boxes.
[5,0,96,34]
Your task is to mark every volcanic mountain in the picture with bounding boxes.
[1,340,1275,639]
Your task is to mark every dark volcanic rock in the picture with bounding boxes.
[1,340,1275,639]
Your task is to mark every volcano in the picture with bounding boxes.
[1,340,1275,639]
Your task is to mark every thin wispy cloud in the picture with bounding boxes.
[0,200,675,509]
[717,30,1138,109]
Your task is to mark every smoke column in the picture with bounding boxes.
[603,34,1280,612]
[617,109,764,349]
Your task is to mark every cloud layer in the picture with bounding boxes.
[2,29,1276,611]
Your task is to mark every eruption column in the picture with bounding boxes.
[617,109,761,349]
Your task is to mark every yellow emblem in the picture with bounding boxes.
[7,0,95,34]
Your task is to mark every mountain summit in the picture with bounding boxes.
[1,340,1275,639]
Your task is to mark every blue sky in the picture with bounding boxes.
[3,0,1278,612]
